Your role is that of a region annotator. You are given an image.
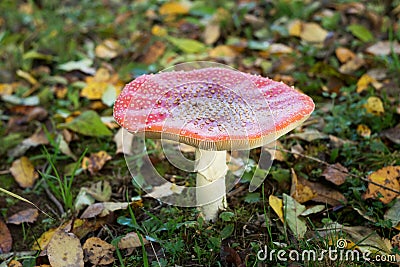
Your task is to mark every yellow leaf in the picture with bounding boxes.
[47,230,84,267]
[363,166,400,204]
[159,2,189,16]
[81,81,108,100]
[356,124,371,138]
[16,70,38,85]
[290,168,316,203]
[95,39,122,59]
[269,195,284,222]
[0,83,14,95]
[364,96,384,116]
[10,157,39,188]
[300,23,328,43]
[288,19,302,37]
[357,74,376,93]
[151,25,168,37]
[94,67,111,82]
[32,227,57,250]
[209,45,237,59]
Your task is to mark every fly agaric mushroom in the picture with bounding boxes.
[113,66,314,221]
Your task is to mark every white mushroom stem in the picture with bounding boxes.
[195,148,228,221]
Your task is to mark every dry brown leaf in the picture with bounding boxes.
[291,169,347,206]
[159,2,189,16]
[300,22,328,43]
[80,202,130,219]
[263,140,286,162]
[10,156,39,188]
[366,41,400,56]
[363,166,400,204]
[329,134,357,148]
[203,21,220,45]
[290,169,317,203]
[268,43,293,55]
[142,41,166,64]
[118,232,149,249]
[7,208,39,224]
[381,124,400,144]
[322,163,348,185]
[335,47,355,63]
[209,45,237,59]
[339,56,365,74]
[288,129,328,142]
[8,127,49,158]
[357,124,371,138]
[47,230,84,267]
[83,237,115,265]
[95,39,122,59]
[364,96,384,116]
[0,219,12,253]
[82,151,112,175]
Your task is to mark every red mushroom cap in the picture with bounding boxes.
[113,67,314,150]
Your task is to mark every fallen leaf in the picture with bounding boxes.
[56,134,77,160]
[203,21,220,45]
[335,47,356,63]
[151,25,168,37]
[159,2,189,16]
[83,237,115,265]
[381,124,400,144]
[392,233,400,248]
[141,41,166,64]
[95,39,122,59]
[74,188,95,212]
[267,43,293,54]
[347,24,374,42]
[0,83,14,95]
[291,169,347,206]
[118,232,149,249]
[114,128,134,155]
[384,198,400,228]
[300,22,328,43]
[322,163,348,185]
[32,227,57,251]
[263,140,286,162]
[366,41,400,56]
[167,36,206,53]
[7,260,22,267]
[300,205,325,216]
[339,56,365,74]
[1,94,39,106]
[58,58,95,74]
[364,96,384,116]
[10,156,39,188]
[47,230,84,267]
[80,202,130,219]
[85,181,112,202]
[356,74,382,93]
[364,166,400,204]
[288,129,329,142]
[8,127,49,158]
[82,151,112,175]
[288,19,302,37]
[356,124,371,138]
[290,169,317,203]
[16,69,38,85]
[6,208,39,224]
[208,45,237,59]
[283,193,307,239]
[61,110,113,137]
[222,246,243,266]
[269,195,284,222]
[0,219,12,253]
[144,182,184,199]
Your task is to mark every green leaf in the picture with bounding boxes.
[60,110,112,137]
[347,24,374,42]
[219,211,235,222]
[283,193,307,239]
[244,192,260,203]
[166,36,206,53]
[220,224,234,239]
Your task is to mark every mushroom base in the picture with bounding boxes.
[195,148,228,221]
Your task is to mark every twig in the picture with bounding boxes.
[0,170,11,175]
[43,182,65,215]
[278,147,400,195]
